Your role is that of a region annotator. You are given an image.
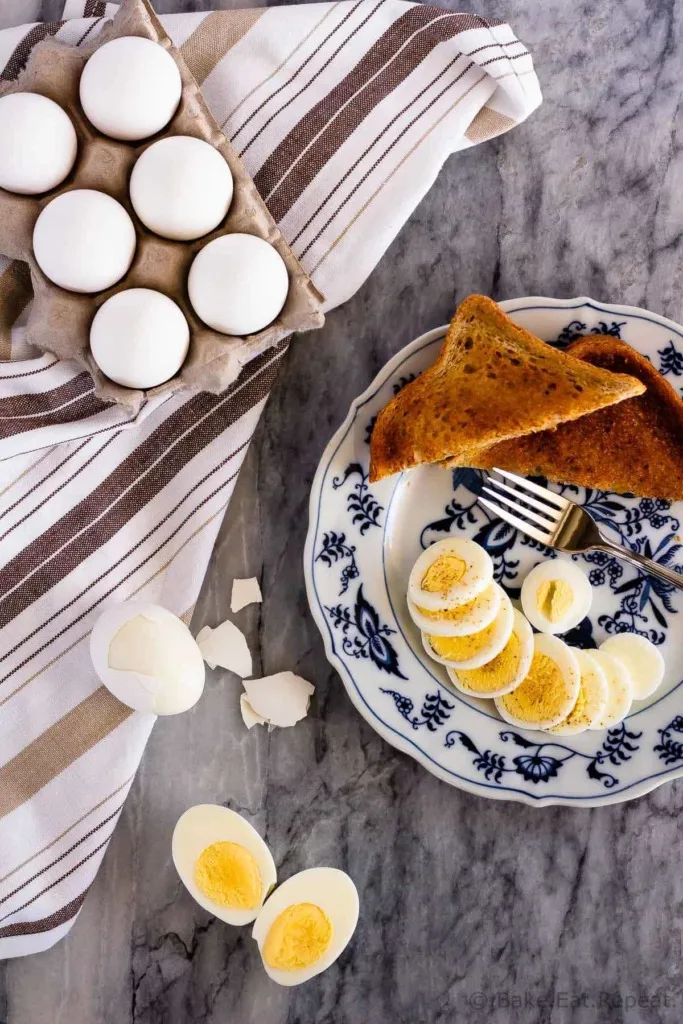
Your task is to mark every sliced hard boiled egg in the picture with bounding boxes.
[252,867,359,986]
[546,649,608,735]
[408,538,493,612]
[407,580,501,637]
[422,589,514,670]
[172,805,276,926]
[447,609,533,698]
[495,634,581,730]
[521,559,592,635]
[588,650,633,729]
[600,634,665,701]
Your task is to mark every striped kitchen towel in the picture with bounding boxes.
[0,1,540,957]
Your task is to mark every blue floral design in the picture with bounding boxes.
[326,585,406,679]
[332,463,383,534]
[555,319,626,348]
[654,717,683,765]
[315,531,358,596]
[658,340,683,377]
[382,689,454,731]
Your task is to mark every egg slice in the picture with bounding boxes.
[172,805,276,926]
[252,868,359,986]
[408,538,493,612]
[588,650,633,729]
[495,634,581,730]
[407,581,501,637]
[521,559,592,635]
[600,634,665,701]
[546,649,608,735]
[422,589,514,670]
[446,609,533,698]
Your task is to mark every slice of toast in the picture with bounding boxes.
[468,334,683,500]
[368,296,645,482]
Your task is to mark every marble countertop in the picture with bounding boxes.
[3,0,683,1022]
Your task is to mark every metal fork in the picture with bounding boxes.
[480,468,683,591]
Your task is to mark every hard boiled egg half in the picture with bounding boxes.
[521,559,592,635]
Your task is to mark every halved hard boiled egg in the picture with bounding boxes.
[495,634,581,730]
[408,538,493,612]
[446,609,533,698]
[407,580,501,637]
[600,634,665,701]
[588,650,633,729]
[172,805,276,926]
[521,559,592,635]
[252,867,359,986]
[546,649,608,736]
[422,589,514,670]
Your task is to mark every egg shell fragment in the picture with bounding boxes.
[240,694,266,729]
[196,619,252,677]
[600,634,665,701]
[242,672,314,728]
[407,538,493,613]
[231,577,263,614]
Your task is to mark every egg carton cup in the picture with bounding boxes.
[0,0,324,412]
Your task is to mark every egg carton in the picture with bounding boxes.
[0,0,324,412]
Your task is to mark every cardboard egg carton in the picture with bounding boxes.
[0,0,324,412]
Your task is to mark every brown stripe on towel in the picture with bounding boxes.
[0,22,64,81]
[0,261,32,360]
[0,890,87,938]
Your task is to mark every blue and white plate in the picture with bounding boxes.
[304,297,683,807]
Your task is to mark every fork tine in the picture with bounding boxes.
[492,468,567,510]
[482,485,559,530]
[479,496,553,545]
[485,477,561,521]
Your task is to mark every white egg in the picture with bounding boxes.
[90,288,189,389]
[447,608,534,698]
[33,189,136,293]
[130,136,233,240]
[600,634,665,700]
[422,589,514,670]
[252,867,359,986]
[188,233,289,336]
[495,634,581,730]
[588,649,634,728]
[79,36,182,141]
[546,649,608,735]
[407,538,493,613]
[407,580,501,637]
[172,805,276,926]
[89,601,205,715]
[0,92,77,195]
[521,559,592,635]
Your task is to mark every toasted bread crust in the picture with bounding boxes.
[369,296,644,482]
[470,335,683,500]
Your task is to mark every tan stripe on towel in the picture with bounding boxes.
[180,9,264,85]
[465,104,516,143]
[0,261,32,361]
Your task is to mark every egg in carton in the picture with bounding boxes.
[0,0,324,412]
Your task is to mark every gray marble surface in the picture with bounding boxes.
[3,0,683,1021]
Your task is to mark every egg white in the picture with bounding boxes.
[252,867,359,986]
[546,649,608,735]
[600,634,665,701]
[521,559,592,635]
[407,538,493,613]
[495,634,581,730]
[588,650,633,729]
[407,581,501,637]
[172,805,276,926]
[422,589,514,670]
[447,608,533,698]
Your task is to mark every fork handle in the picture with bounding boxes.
[595,539,683,592]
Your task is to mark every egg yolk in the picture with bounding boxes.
[428,616,498,660]
[263,903,333,971]
[455,630,522,693]
[421,554,467,595]
[498,652,570,723]
[194,841,262,910]
[536,579,573,623]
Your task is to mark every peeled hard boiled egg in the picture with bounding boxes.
[188,233,289,336]
[423,588,514,670]
[0,93,77,195]
[79,36,182,141]
[173,805,277,926]
[130,136,233,240]
[521,559,592,635]
[495,634,581,730]
[33,189,136,293]
[588,649,633,728]
[253,868,359,986]
[600,633,665,701]
[546,649,608,735]
[407,580,500,637]
[90,288,189,389]
[408,538,493,613]
[90,602,205,715]
[447,608,533,698]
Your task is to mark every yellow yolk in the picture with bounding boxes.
[428,617,497,660]
[416,593,479,623]
[421,555,467,595]
[455,631,522,694]
[498,652,570,724]
[536,579,573,623]
[560,682,589,729]
[263,903,333,971]
[194,841,262,910]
